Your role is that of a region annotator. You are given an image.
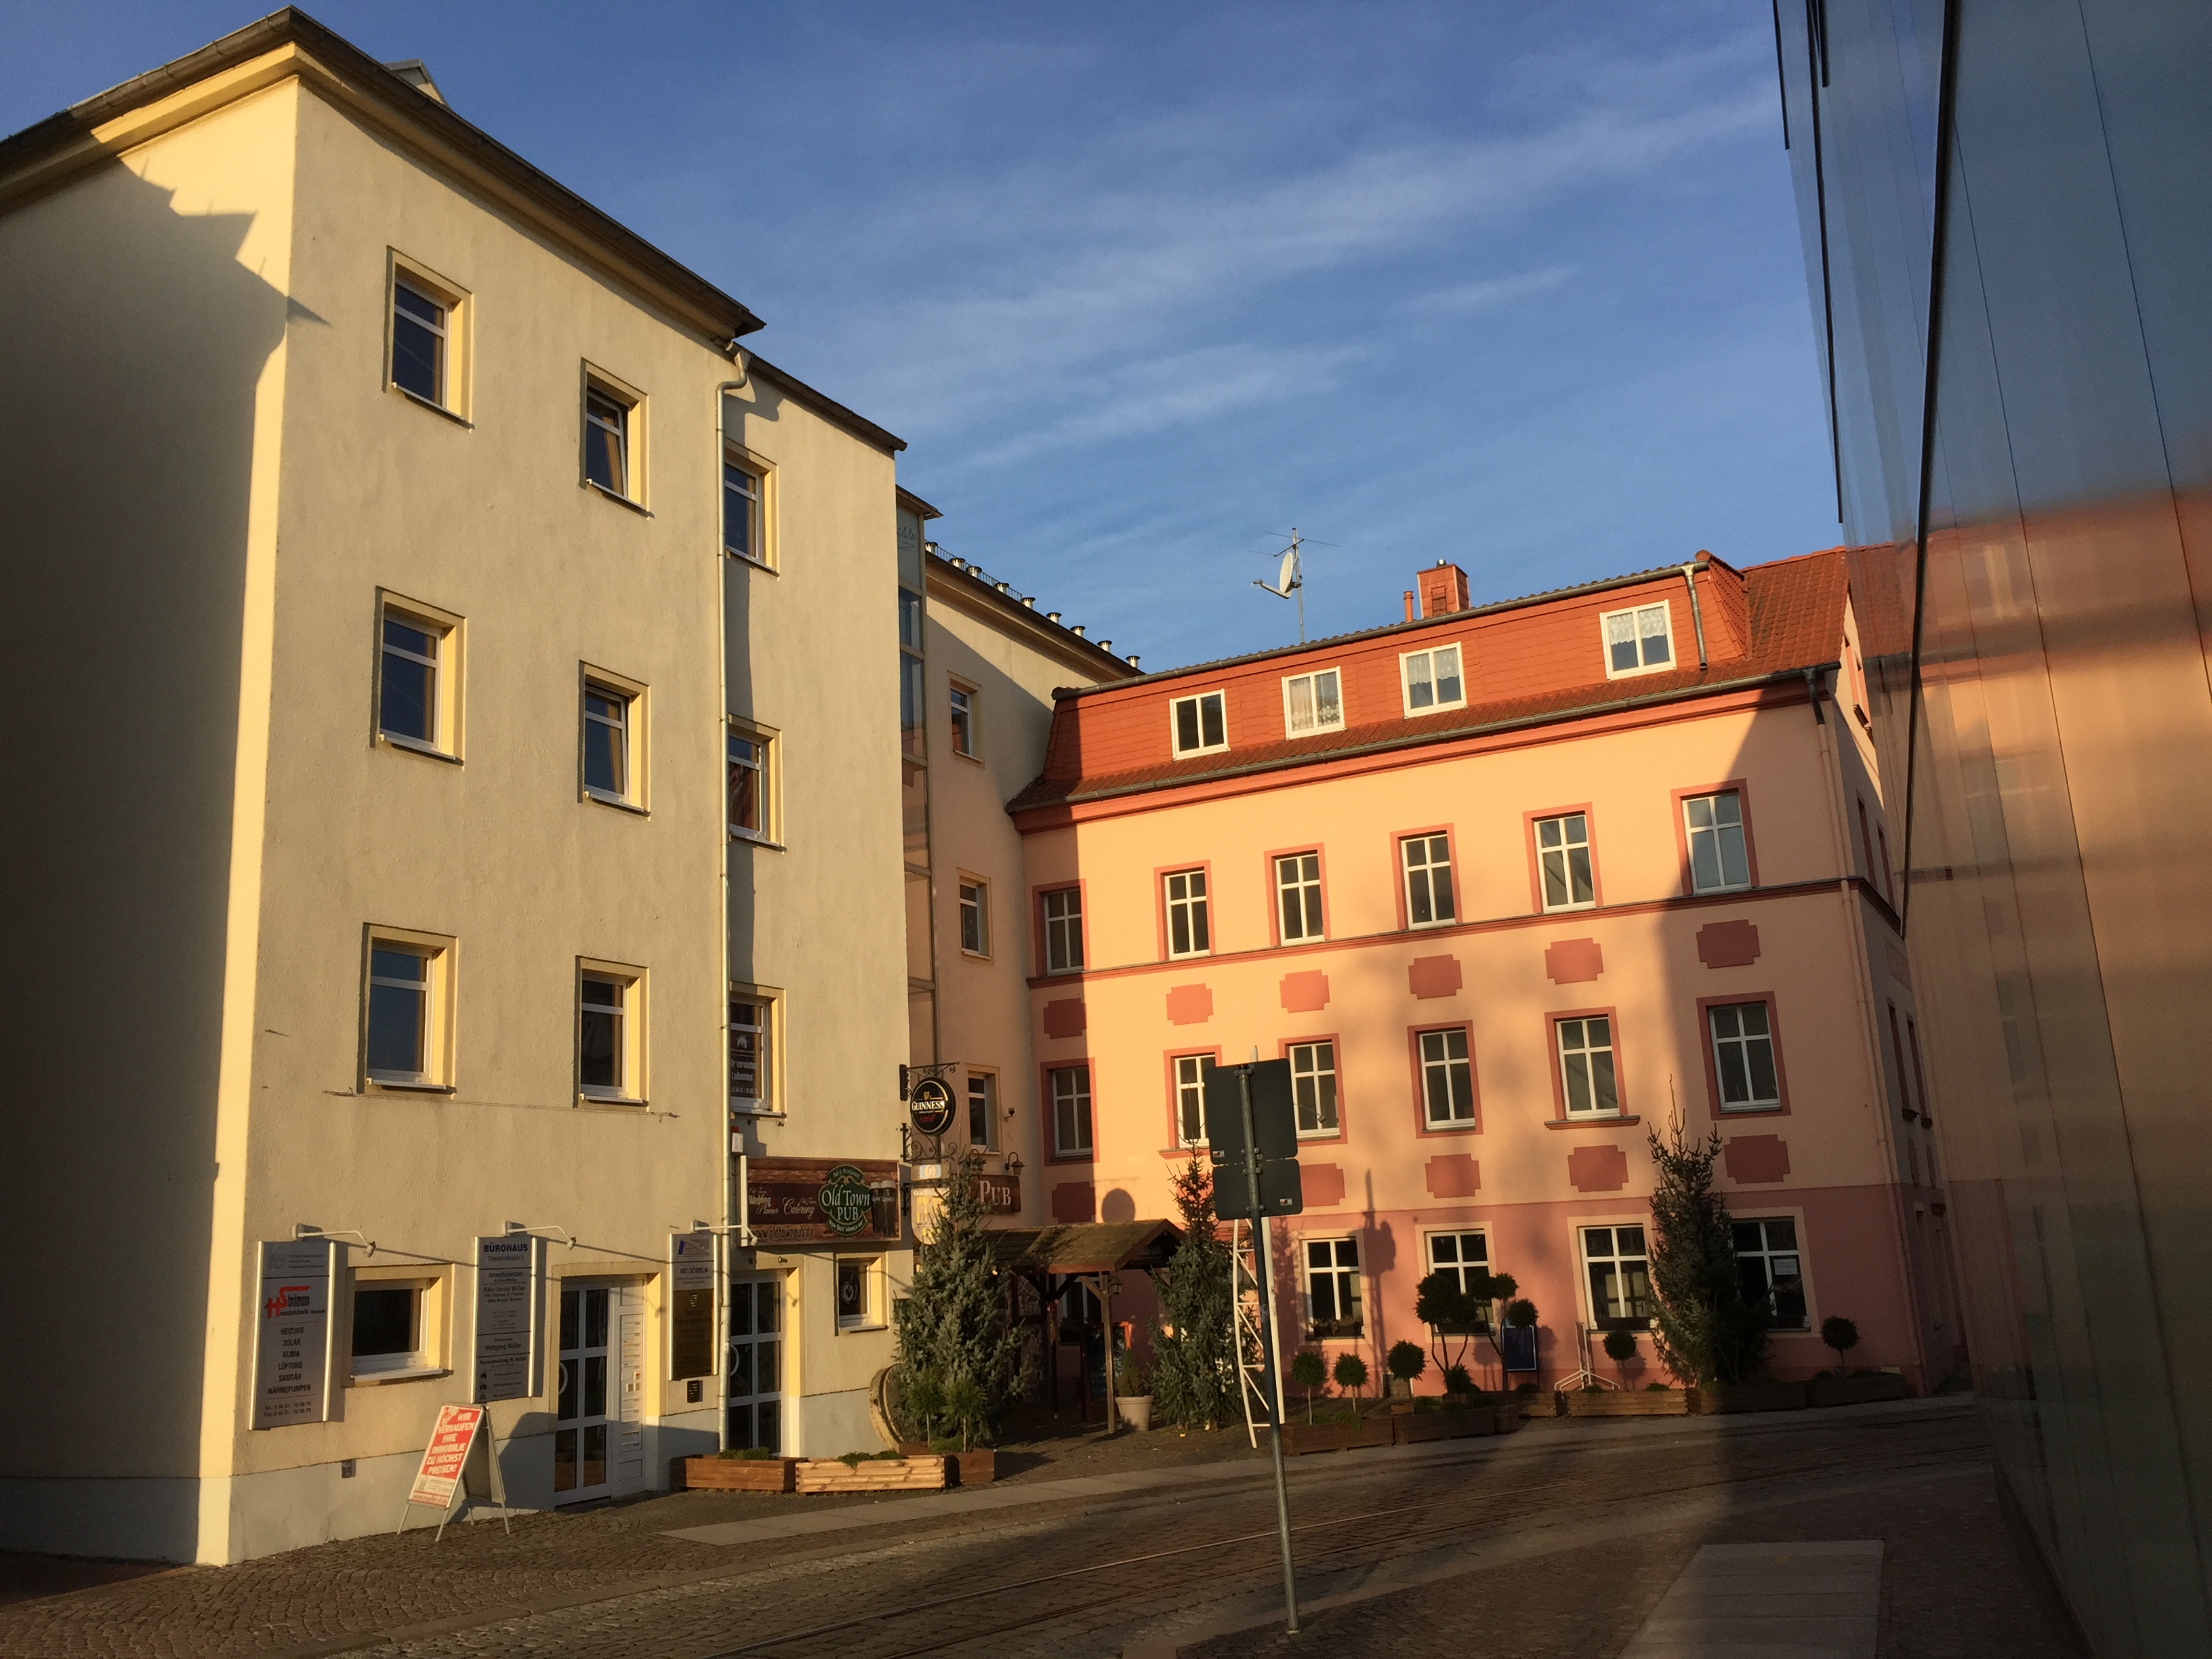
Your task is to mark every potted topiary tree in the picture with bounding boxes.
[1114,1350,1152,1432]
[1806,1315,1909,1406]
[1290,1347,1327,1424]
[1332,1349,1370,1408]
[1386,1340,1426,1406]
[1603,1327,1639,1387]
[1821,1315,1860,1374]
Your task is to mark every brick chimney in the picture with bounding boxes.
[1416,560,1469,619]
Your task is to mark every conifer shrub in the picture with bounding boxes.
[1645,1116,1768,1385]
[893,1149,1027,1449]
[1148,1155,1242,1429]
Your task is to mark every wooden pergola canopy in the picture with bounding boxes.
[987,1220,1184,1277]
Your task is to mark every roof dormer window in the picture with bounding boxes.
[1170,691,1228,757]
[1601,602,1673,678]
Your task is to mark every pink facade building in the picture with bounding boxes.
[1008,550,1965,1393]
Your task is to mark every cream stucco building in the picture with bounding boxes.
[2,12,913,1563]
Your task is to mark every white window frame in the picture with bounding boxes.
[582,380,638,502]
[1172,1054,1208,1147]
[362,927,453,1092]
[958,877,990,959]
[1683,790,1751,893]
[1423,1230,1491,1329]
[728,987,775,1114]
[347,1273,439,1380]
[1601,602,1675,679]
[1042,887,1084,975]
[386,253,468,418]
[1732,1216,1809,1330]
[726,721,773,842]
[1709,1000,1781,1111]
[581,670,648,810]
[1050,1065,1093,1158]
[390,281,447,406]
[1555,1015,1620,1118]
[1417,1027,1475,1127]
[722,452,766,565]
[1169,690,1229,757]
[1280,668,1344,737]
[1164,868,1210,960]
[1399,642,1466,715]
[1288,1040,1338,1137]
[578,961,645,1105]
[1303,1237,1363,1340]
[375,594,464,760]
[966,1069,998,1151]
[1275,852,1325,943]
[1401,834,1456,927]
[949,681,980,760]
[1534,812,1595,912]
[835,1257,883,1331]
[1581,1223,1656,1329]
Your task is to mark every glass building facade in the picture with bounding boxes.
[1776,3,2211,1650]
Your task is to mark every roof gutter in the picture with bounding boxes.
[1679,559,1709,670]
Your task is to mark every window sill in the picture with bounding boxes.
[1161,1144,1207,1159]
[391,385,472,428]
[952,750,985,766]
[959,949,992,962]
[1719,1104,1786,1117]
[1048,1153,1097,1166]
[366,1078,456,1094]
[1172,747,1230,761]
[729,829,785,850]
[585,478,652,515]
[377,732,463,765]
[1545,1114,1641,1129]
[1165,952,1212,964]
[724,548,777,574]
[1603,662,1677,682]
[348,1365,450,1387]
[836,1322,887,1336]
[1688,883,1755,898]
[1403,700,1468,718]
[579,1092,648,1109]
[1420,1119,1480,1135]
[1407,918,1457,931]
[729,1103,781,1118]
[1538,903,1597,916]
[584,789,649,817]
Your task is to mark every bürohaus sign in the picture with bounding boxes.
[745,1158,900,1246]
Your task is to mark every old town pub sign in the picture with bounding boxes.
[743,1158,901,1246]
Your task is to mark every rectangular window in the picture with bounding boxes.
[1601,602,1673,676]
[1555,1016,1619,1118]
[1534,812,1595,910]
[723,458,762,561]
[1050,1065,1093,1158]
[1282,669,1343,737]
[350,1281,429,1377]
[727,725,773,840]
[899,589,924,758]
[583,384,633,498]
[1303,1238,1362,1339]
[1170,691,1227,756]
[1173,1054,1207,1147]
[1164,868,1210,958]
[729,993,771,1112]
[949,683,979,758]
[1683,791,1750,893]
[1289,1040,1338,1136]
[1401,834,1455,926]
[1425,1232,1491,1328]
[1401,643,1465,713]
[1732,1218,1808,1329]
[366,943,437,1085]
[958,879,989,957]
[583,682,634,804]
[1418,1027,1475,1126]
[579,968,642,1103]
[1275,853,1324,942]
[390,280,447,405]
[966,1071,997,1150]
[836,1258,880,1330]
[1709,1001,1780,1109]
[376,596,462,758]
[1582,1225,1656,1328]
[1042,888,1084,975]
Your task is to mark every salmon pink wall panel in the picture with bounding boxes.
[1408,955,1462,1000]
[1697,920,1762,968]
[1302,1163,1346,1207]
[1052,1182,1097,1223]
[1544,938,1605,985]
[1724,1134,1791,1184]
[1568,1144,1630,1193]
[1042,998,1086,1038]
[1279,971,1330,1012]
[1166,984,1213,1025]
[1425,1153,1481,1198]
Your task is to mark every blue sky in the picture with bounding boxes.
[5,1,1836,671]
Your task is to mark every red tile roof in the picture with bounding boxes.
[1009,549,1856,814]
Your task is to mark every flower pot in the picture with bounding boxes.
[1807,1371,1913,1408]
[674,1454,796,1493]
[794,1456,948,1493]
[1117,1395,1153,1431]
[1689,1380,1809,1415]
[1561,1388,1688,1417]
[1281,1412,1395,1455]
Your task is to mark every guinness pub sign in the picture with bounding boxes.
[745,1158,901,1246]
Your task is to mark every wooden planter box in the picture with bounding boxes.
[1391,1407,1500,1445]
[899,1444,998,1485]
[1561,1389,1689,1417]
[1807,1371,1912,1408]
[1690,1381,1809,1415]
[1515,1391,1561,1418]
[1282,1414,1396,1456]
[794,1456,948,1494]
[672,1455,796,1493]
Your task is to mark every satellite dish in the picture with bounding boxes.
[1277,548,1301,593]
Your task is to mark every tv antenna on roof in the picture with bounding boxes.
[1254,528,1330,643]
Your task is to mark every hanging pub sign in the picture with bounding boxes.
[907,1078,955,1139]
[970,1170,1021,1215]
[252,1239,337,1429]
[743,1158,901,1246]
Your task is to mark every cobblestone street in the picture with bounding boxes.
[0,1399,2083,1659]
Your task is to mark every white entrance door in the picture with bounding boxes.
[726,1274,782,1452]
[554,1281,647,1502]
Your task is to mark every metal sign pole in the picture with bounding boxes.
[1237,1065,1299,1635]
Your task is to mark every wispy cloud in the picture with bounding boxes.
[1404,264,1576,315]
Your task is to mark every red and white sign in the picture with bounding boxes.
[408,1404,487,1509]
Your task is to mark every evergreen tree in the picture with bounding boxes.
[1645,1116,1768,1386]
[893,1149,1026,1447]
[1148,1155,1242,1430]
